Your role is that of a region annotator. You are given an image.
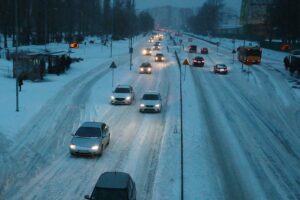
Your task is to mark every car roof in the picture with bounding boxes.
[81,122,104,128]
[194,56,204,59]
[141,62,151,66]
[143,91,160,95]
[96,172,131,189]
[216,64,227,67]
[156,53,163,55]
[116,84,131,88]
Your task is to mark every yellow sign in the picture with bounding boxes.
[182,59,190,65]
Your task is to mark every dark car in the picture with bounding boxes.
[152,45,161,51]
[188,45,197,53]
[142,48,152,56]
[192,56,205,67]
[69,122,110,156]
[85,172,136,200]
[139,62,152,74]
[213,64,228,74]
[155,53,165,62]
[201,47,208,54]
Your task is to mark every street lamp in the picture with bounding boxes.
[110,0,114,58]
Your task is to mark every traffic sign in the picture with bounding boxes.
[182,59,190,65]
[110,61,117,69]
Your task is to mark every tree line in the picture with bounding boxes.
[264,0,300,44]
[0,0,154,47]
[186,0,224,35]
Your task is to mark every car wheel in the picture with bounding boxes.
[98,145,104,157]
[107,136,110,146]
[70,152,77,157]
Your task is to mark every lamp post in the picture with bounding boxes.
[15,0,19,112]
[110,0,114,58]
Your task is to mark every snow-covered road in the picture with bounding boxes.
[0,37,181,200]
[1,33,300,200]
[179,35,300,199]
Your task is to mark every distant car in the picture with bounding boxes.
[140,92,162,113]
[213,64,228,74]
[188,45,197,53]
[148,38,154,43]
[69,122,110,156]
[155,53,165,62]
[111,85,135,105]
[154,41,161,46]
[142,48,152,56]
[201,47,208,54]
[84,172,136,200]
[192,56,205,67]
[139,62,152,74]
[153,45,161,51]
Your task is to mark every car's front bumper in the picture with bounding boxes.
[215,70,228,74]
[111,99,132,105]
[70,147,100,156]
[140,106,161,112]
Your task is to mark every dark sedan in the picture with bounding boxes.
[192,56,205,67]
[213,64,228,74]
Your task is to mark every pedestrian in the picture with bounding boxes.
[283,56,289,70]
[17,75,23,91]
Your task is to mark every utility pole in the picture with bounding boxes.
[129,37,133,70]
[110,0,114,58]
[44,0,48,51]
[15,0,19,112]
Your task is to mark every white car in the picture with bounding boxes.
[111,85,135,105]
[139,92,162,113]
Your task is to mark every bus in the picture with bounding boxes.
[237,46,262,64]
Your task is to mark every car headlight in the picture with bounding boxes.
[162,57,165,60]
[140,104,145,107]
[155,57,158,60]
[91,145,99,151]
[155,104,160,108]
[140,68,144,71]
[147,68,151,71]
[142,50,147,54]
[126,96,131,100]
[111,96,115,100]
[69,144,76,150]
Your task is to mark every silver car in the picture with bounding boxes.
[69,122,110,156]
[111,85,135,105]
[139,92,162,113]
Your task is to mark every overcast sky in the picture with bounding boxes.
[136,0,242,13]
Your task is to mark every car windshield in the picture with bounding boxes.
[143,94,159,100]
[217,64,226,68]
[115,87,130,93]
[75,127,101,137]
[157,54,163,57]
[141,63,151,67]
[92,188,128,199]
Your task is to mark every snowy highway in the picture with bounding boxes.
[1,33,300,200]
